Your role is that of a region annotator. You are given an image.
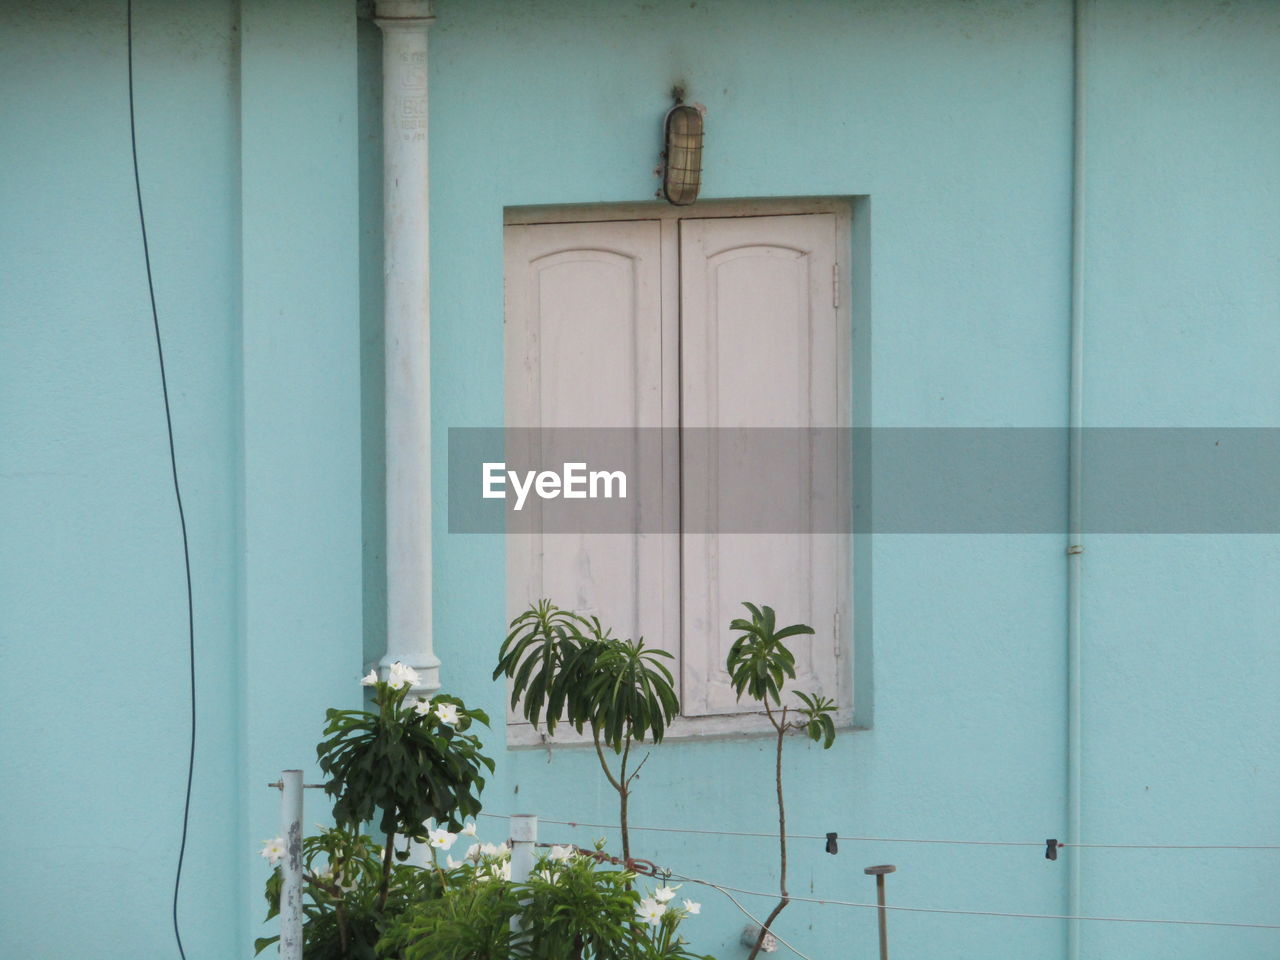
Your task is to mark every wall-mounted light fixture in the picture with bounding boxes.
[661,88,703,206]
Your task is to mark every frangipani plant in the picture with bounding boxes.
[255,663,495,958]
[495,600,680,862]
[726,603,838,960]
[321,664,494,907]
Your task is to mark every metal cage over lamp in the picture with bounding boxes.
[662,98,703,206]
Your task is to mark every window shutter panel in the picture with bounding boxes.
[503,220,673,725]
[679,214,847,716]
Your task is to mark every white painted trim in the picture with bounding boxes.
[504,196,851,226]
[501,197,857,741]
[377,0,439,694]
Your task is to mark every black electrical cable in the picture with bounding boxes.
[126,2,197,957]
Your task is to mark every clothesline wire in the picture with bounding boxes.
[688,876,816,960]
[475,814,1280,931]
[476,812,1280,851]
[526,841,1280,932]
[661,873,1280,931]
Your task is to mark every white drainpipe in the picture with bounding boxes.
[376,0,439,694]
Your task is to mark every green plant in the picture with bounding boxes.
[320,666,494,908]
[377,865,520,960]
[257,825,445,959]
[726,603,838,960]
[495,600,680,861]
[255,663,495,958]
[382,844,711,960]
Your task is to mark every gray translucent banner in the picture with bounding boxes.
[448,428,1280,534]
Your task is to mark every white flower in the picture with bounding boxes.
[360,669,378,687]
[387,661,421,690]
[477,860,511,883]
[464,842,482,862]
[547,845,576,862]
[433,701,461,726]
[654,884,681,903]
[635,897,667,926]
[460,821,478,836]
[260,837,286,866]
[536,868,556,882]
[446,855,461,869]
[427,827,457,850]
[479,841,509,858]
[682,898,701,915]
[412,697,432,716]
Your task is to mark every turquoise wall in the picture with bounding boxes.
[1,1,1277,959]
[426,3,1071,959]
[1078,3,1280,958]
[1,0,364,955]
[1,1,245,955]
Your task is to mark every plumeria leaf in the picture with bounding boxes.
[495,602,681,750]
[725,602,816,707]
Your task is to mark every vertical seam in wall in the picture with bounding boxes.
[1066,0,1088,958]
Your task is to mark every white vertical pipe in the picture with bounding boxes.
[509,814,537,938]
[376,0,439,695]
[1066,1,1088,958]
[280,770,304,960]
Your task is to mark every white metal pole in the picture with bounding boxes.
[509,814,537,938]
[376,0,440,696]
[509,814,537,884]
[280,770,305,960]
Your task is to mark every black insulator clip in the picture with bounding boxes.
[825,832,839,855]
[1045,838,1060,861]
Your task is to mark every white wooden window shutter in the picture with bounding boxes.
[504,209,848,730]
[678,214,845,716]
[503,220,675,726]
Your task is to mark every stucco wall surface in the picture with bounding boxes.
[1,1,246,956]
[1,0,364,956]
[420,4,1071,960]
[0,2,1276,959]
[412,2,1280,959]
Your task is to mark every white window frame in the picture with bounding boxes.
[503,197,854,745]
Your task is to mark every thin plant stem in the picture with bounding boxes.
[626,751,651,788]
[307,868,352,951]
[619,735,632,863]
[592,732,631,862]
[592,732,625,791]
[336,898,350,953]
[748,701,791,960]
[377,827,396,912]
